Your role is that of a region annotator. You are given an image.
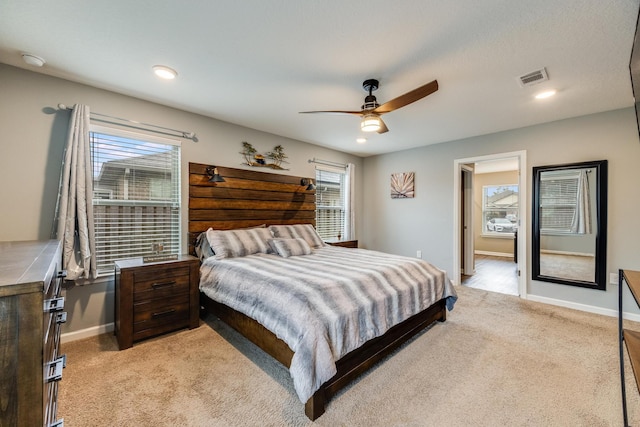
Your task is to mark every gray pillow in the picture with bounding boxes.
[195,231,215,261]
[268,224,325,248]
[206,227,273,259]
[268,238,312,258]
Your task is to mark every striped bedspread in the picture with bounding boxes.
[199,246,457,403]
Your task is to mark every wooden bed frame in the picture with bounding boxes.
[188,162,447,420]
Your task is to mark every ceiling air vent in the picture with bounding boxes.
[517,68,549,87]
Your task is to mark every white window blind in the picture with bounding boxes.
[90,127,181,275]
[315,167,346,241]
[539,171,580,233]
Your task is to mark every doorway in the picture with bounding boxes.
[453,151,527,298]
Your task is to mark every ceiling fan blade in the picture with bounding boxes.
[377,117,389,134]
[299,110,363,115]
[373,80,438,114]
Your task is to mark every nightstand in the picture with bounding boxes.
[326,240,358,248]
[114,255,199,350]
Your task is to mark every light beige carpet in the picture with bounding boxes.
[58,285,639,426]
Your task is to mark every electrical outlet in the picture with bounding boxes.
[610,272,619,285]
[416,250,422,259]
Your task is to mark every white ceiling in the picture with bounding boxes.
[1,1,638,157]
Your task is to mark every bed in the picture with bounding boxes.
[188,163,457,420]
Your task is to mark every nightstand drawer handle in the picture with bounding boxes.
[152,308,177,318]
[152,280,176,289]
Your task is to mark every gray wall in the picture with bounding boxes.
[0,64,364,335]
[362,108,640,313]
[3,61,640,335]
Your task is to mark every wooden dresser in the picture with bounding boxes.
[114,255,200,350]
[0,240,65,427]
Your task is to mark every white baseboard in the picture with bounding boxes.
[474,250,513,258]
[526,294,640,323]
[61,322,114,344]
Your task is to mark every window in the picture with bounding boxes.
[539,170,581,233]
[482,184,519,235]
[90,126,181,275]
[315,167,346,241]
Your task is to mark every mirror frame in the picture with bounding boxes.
[532,160,608,290]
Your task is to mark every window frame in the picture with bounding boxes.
[314,165,347,242]
[481,183,519,237]
[89,125,182,276]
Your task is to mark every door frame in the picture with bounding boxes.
[452,150,527,298]
[461,165,475,275]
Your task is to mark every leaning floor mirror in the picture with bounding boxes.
[532,160,608,290]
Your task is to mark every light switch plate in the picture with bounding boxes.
[610,272,619,285]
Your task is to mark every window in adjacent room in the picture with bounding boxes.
[482,184,519,235]
[89,126,181,276]
[315,167,346,241]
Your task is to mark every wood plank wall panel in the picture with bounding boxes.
[188,163,316,254]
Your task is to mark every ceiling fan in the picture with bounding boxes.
[300,78,438,134]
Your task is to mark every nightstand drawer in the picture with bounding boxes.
[133,302,190,339]
[134,293,189,319]
[133,270,191,302]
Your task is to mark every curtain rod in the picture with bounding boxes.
[57,103,197,141]
[308,158,347,168]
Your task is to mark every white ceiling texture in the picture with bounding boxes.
[0,0,638,156]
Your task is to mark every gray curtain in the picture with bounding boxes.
[344,163,355,240]
[571,169,592,234]
[55,104,97,279]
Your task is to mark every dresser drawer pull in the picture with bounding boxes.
[152,308,177,318]
[56,312,67,324]
[152,280,176,289]
[45,355,66,382]
[44,297,65,313]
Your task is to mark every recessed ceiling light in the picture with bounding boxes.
[152,65,177,80]
[356,137,367,144]
[21,53,45,67]
[535,89,556,99]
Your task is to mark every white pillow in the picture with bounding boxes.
[268,224,325,248]
[206,227,273,259]
[268,238,312,258]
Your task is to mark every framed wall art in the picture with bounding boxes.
[390,172,415,199]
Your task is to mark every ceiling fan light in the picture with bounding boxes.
[361,114,381,132]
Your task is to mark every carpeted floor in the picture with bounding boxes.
[58,285,639,426]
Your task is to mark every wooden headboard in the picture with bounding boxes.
[188,162,316,255]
